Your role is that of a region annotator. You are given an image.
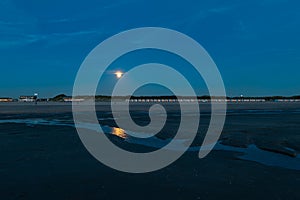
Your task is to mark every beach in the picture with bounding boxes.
[0,102,300,199]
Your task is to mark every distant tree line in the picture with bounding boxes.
[49,94,300,102]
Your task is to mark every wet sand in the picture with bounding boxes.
[1,101,300,113]
[0,102,300,199]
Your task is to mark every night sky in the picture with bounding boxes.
[0,0,299,98]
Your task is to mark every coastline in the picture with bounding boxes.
[1,101,300,114]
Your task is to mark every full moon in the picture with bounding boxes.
[115,71,123,78]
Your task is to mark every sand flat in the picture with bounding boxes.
[0,102,300,199]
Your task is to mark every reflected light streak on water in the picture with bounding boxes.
[112,127,127,139]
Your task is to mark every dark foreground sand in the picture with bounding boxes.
[0,102,300,199]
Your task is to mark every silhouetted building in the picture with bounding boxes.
[19,96,36,102]
[0,97,13,102]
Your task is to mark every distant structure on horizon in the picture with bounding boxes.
[127,98,267,103]
[62,96,85,102]
[19,95,37,102]
[0,97,13,102]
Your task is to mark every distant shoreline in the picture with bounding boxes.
[1,101,300,114]
[1,94,300,103]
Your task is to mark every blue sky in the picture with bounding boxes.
[0,0,299,98]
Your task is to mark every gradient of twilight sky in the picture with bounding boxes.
[0,0,299,98]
